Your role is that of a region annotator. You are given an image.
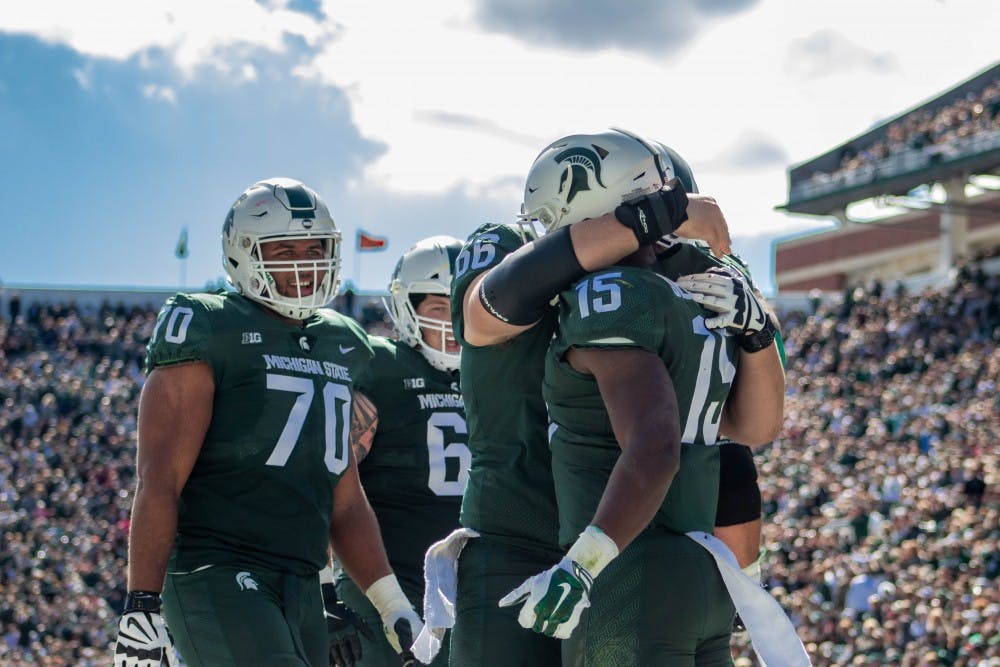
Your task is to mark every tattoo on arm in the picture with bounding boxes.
[350,392,378,464]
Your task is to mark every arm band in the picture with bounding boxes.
[614,178,689,245]
[123,590,163,614]
[478,226,586,326]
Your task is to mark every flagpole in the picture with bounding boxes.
[353,237,361,290]
[175,226,190,289]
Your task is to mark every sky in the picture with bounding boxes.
[0,0,997,296]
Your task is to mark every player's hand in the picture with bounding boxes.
[364,574,424,664]
[674,194,732,257]
[323,583,375,667]
[379,609,422,664]
[390,614,422,666]
[113,610,179,667]
[498,557,593,639]
[678,267,767,333]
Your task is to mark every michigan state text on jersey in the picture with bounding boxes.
[147,291,373,575]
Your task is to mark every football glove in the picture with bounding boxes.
[498,526,618,639]
[677,267,776,353]
[112,592,178,667]
[365,574,424,664]
[323,583,375,667]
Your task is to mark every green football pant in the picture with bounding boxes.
[335,575,450,667]
[449,536,563,667]
[162,564,326,667]
[563,528,736,667]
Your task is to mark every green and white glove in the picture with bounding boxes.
[365,574,424,664]
[677,267,776,352]
[498,525,619,639]
[112,592,179,667]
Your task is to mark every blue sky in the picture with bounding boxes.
[1,0,997,296]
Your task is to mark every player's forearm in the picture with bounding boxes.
[568,213,640,271]
[126,483,180,592]
[329,498,393,591]
[462,272,535,347]
[722,343,785,446]
[464,218,637,346]
[592,433,680,550]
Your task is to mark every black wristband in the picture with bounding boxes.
[123,590,162,614]
[478,226,586,326]
[740,317,777,353]
[614,178,689,245]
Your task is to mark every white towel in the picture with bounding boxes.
[412,527,480,663]
[686,531,812,667]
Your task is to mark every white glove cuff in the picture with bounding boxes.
[365,574,410,618]
[566,525,620,579]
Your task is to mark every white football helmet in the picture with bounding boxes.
[520,129,663,233]
[385,235,463,372]
[649,139,699,194]
[222,178,342,320]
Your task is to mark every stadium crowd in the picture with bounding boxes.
[0,250,997,666]
[805,74,1000,187]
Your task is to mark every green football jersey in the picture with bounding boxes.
[145,292,374,575]
[655,238,786,365]
[545,266,739,546]
[450,223,561,554]
[353,336,467,599]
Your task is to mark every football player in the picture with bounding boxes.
[329,236,468,667]
[111,179,422,667]
[497,133,784,665]
[446,129,737,666]
[645,138,785,586]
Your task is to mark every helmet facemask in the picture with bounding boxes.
[223,178,342,320]
[243,232,341,320]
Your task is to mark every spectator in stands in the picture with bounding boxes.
[1,247,998,666]
[806,75,1000,186]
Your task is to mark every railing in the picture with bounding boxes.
[789,129,1000,202]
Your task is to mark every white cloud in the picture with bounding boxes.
[3,0,997,241]
[0,0,327,75]
[141,83,177,104]
[71,67,91,90]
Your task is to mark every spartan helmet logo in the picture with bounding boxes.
[552,145,608,205]
[236,571,259,591]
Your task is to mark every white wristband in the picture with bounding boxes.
[566,525,620,579]
[365,574,410,618]
[319,564,336,585]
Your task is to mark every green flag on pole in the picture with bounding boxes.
[175,227,189,259]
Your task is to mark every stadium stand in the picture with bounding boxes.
[1,256,997,665]
[775,62,1000,294]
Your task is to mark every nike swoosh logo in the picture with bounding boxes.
[553,582,573,611]
[124,615,152,642]
[339,345,355,354]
